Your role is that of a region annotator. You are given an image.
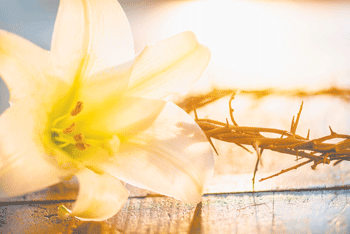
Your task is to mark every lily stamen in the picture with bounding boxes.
[63,123,77,134]
[58,141,71,149]
[54,135,75,144]
[71,101,83,116]
[52,114,69,126]
[75,142,91,151]
[74,133,85,142]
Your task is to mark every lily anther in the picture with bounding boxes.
[51,101,92,152]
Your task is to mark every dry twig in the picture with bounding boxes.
[187,92,350,188]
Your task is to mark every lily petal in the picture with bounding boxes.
[0,101,70,198]
[127,31,211,99]
[51,0,134,82]
[0,30,51,102]
[80,59,134,105]
[97,102,215,203]
[64,168,129,221]
[76,96,166,138]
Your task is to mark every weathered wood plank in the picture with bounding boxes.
[1,188,349,233]
[0,180,153,202]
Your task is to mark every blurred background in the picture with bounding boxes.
[0,0,350,193]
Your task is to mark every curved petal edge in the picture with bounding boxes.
[127,31,211,99]
[99,102,215,203]
[61,169,129,221]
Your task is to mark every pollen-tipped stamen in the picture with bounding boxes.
[63,123,77,134]
[71,101,83,116]
[73,133,91,151]
[52,101,84,128]
[51,101,86,150]
[75,142,91,151]
[74,133,85,142]
[50,101,118,154]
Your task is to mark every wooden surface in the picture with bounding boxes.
[1,187,350,234]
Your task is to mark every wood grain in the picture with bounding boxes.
[1,188,350,233]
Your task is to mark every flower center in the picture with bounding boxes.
[50,101,94,152]
[48,100,120,173]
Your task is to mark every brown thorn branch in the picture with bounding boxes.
[290,115,295,133]
[259,159,313,182]
[252,141,261,191]
[207,137,219,156]
[333,159,343,166]
[291,101,303,135]
[235,143,253,154]
[193,107,199,121]
[185,94,350,185]
[229,92,239,127]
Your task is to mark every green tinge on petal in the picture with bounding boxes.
[67,169,129,221]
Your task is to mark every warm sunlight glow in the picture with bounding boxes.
[135,0,350,91]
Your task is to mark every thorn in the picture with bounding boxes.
[260,159,312,182]
[296,150,299,161]
[193,108,198,121]
[253,141,261,159]
[252,141,261,191]
[229,92,239,126]
[307,129,310,140]
[207,137,219,156]
[226,118,230,128]
[290,116,295,133]
[329,126,335,135]
[291,102,303,135]
[333,159,343,166]
[260,148,264,156]
[229,92,236,103]
[259,148,264,166]
[235,143,253,153]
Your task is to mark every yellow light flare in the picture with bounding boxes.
[134,0,350,91]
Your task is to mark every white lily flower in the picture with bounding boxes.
[0,0,214,221]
